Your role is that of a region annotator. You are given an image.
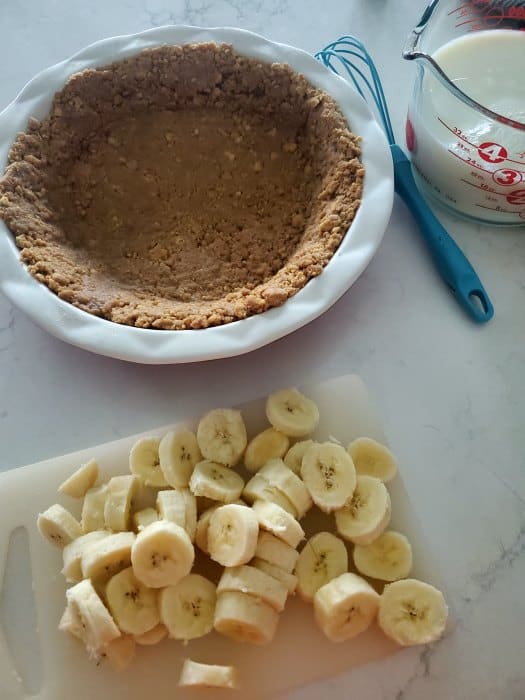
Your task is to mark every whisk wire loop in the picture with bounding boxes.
[315,36,395,144]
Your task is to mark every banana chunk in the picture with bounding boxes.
[252,500,304,549]
[106,566,160,635]
[218,565,288,613]
[159,427,202,488]
[244,428,290,473]
[378,578,448,646]
[129,437,167,488]
[335,475,391,545]
[134,624,168,646]
[214,591,279,646]
[104,475,139,532]
[156,490,186,528]
[243,473,297,516]
[347,437,398,483]
[65,579,120,656]
[194,500,244,554]
[208,503,259,567]
[132,507,158,532]
[189,460,244,503]
[197,408,247,467]
[314,572,380,642]
[251,558,298,594]
[81,484,108,532]
[294,531,348,603]
[179,659,238,689]
[254,531,299,573]
[81,531,135,582]
[266,388,319,438]
[37,504,82,548]
[258,459,312,518]
[301,442,356,513]
[62,530,109,583]
[159,573,216,641]
[131,520,194,588]
[283,439,315,475]
[353,530,413,582]
[59,459,99,499]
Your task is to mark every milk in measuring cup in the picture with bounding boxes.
[409,30,525,224]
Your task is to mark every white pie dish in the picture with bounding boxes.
[0,25,393,364]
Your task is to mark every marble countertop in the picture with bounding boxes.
[0,1,524,698]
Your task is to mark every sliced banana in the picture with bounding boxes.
[294,531,348,602]
[81,531,136,582]
[378,578,448,646]
[266,388,319,438]
[66,578,121,656]
[106,566,160,635]
[179,659,238,689]
[283,439,315,475]
[194,500,243,554]
[101,635,136,671]
[189,460,244,503]
[81,484,108,532]
[62,530,109,583]
[301,442,356,512]
[37,504,82,549]
[252,500,304,549]
[131,520,194,588]
[258,459,312,518]
[132,507,158,532]
[251,558,298,594]
[244,428,290,473]
[243,474,297,516]
[159,428,202,488]
[335,475,391,545]
[59,602,82,640]
[159,573,216,641]
[196,408,247,467]
[104,475,139,532]
[207,503,259,567]
[254,531,300,573]
[347,437,398,483]
[218,564,288,613]
[134,623,168,646]
[129,437,167,488]
[214,591,279,646]
[59,459,99,499]
[156,489,187,529]
[182,488,197,542]
[313,572,380,642]
[353,530,413,582]
[195,503,220,555]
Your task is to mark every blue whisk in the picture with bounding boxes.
[316,36,494,323]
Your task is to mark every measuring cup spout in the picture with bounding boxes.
[403,0,439,60]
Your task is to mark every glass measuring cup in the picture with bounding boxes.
[403,0,525,226]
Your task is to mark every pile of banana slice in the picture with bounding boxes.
[37,387,448,689]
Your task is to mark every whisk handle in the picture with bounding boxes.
[391,144,494,323]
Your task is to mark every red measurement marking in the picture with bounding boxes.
[493,169,523,186]
[448,149,491,173]
[476,204,517,213]
[460,178,500,195]
[506,189,525,206]
[438,118,525,167]
[448,3,472,15]
[478,142,507,163]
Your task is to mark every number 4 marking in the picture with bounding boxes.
[478,142,508,163]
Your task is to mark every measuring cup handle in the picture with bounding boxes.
[390,144,494,323]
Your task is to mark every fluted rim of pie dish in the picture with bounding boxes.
[0,25,394,364]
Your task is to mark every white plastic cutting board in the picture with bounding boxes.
[0,375,447,700]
